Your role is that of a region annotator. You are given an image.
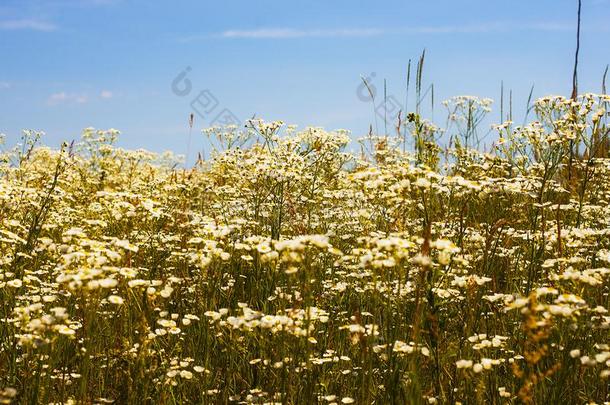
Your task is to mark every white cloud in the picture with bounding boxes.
[0,19,57,31]
[221,28,384,39]
[100,90,113,99]
[212,21,592,40]
[29,0,120,7]
[87,0,120,5]
[400,22,575,34]
[519,22,573,32]
[47,92,89,106]
[74,0,121,5]
[0,82,10,90]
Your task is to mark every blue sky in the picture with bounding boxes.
[0,0,609,159]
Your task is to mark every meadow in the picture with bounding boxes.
[1,93,610,404]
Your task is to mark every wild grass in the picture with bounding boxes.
[1,92,610,404]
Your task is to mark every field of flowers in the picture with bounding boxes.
[1,93,610,404]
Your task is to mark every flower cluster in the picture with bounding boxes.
[1,94,610,403]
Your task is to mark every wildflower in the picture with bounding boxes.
[108,295,124,305]
[570,349,581,358]
[55,325,75,336]
[456,360,473,369]
[99,278,118,288]
[7,279,22,288]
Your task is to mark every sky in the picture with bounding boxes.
[0,0,609,160]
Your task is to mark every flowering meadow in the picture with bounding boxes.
[1,94,610,404]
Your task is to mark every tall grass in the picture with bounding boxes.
[0,93,610,404]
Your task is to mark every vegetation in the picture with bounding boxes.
[1,93,610,404]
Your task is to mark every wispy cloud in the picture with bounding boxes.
[86,0,121,5]
[220,28,385,39]
[0,18,57,31]
[47,89,116,105]
[400,21,574,34]
[520,22,573,32]
[58,0,122,7]
[47,92,88,106]
[428,20,610,33]
[207,21,583,40]
[0,82,10,90]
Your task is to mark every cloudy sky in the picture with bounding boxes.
[0,0,609,157]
